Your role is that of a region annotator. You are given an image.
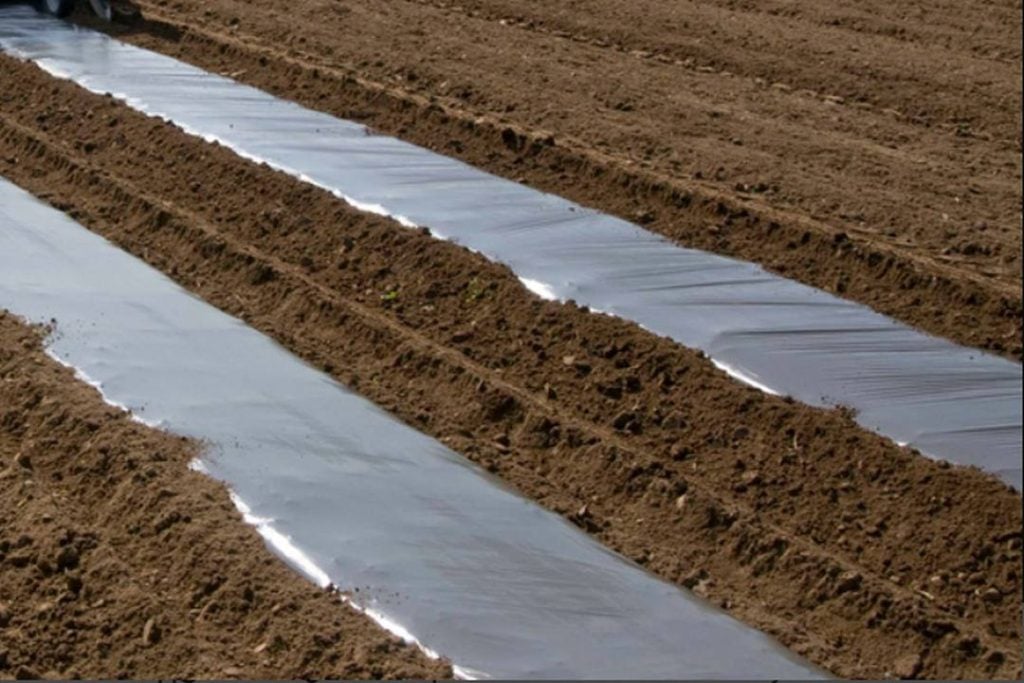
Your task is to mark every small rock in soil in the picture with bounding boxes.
[142,617,160,646]
[835,570,863,594]
[893,653,923,679]
[669,443,692,461]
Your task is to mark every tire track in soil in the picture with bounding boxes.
[1,55,1019,679]
[0,314,452,680]
[69,2,1023,361]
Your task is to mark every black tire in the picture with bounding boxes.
[39,0,76,17]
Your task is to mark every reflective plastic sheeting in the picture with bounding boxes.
[0,8,1019,488]
[0,178,826,678]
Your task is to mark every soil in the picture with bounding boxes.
[0,312,452,680]
[70,0,1023,360]
[1,55,1020,679]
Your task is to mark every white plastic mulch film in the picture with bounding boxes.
[0,6,1019,488]
[0,178,827,678]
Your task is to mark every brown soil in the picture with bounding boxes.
[71,0,1023,359]
[1,55,1020,679]
[0,312,452,680]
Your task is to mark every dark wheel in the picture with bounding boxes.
[40,0,76,17]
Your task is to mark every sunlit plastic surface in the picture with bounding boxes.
[0,178,825,678]
[0,5,1019,490]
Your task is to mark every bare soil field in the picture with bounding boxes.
[1,50,1020,679]
[74,0,1023,359]
[0,312,451,680]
